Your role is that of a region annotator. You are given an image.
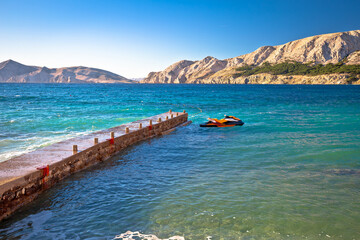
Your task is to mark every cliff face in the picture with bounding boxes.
[346,50,360,65]
[0,60,133,83]
[142,30,360,84]
[200,73,360,85]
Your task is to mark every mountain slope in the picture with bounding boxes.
[142,30,360,84]
[0,60,133,83]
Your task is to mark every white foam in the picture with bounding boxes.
[0,130,92,162]
[114,231,184,240]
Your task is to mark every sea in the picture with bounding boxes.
[0,83,359,240]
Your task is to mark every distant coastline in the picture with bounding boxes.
[0,59,133,84]
[142,30,360,85]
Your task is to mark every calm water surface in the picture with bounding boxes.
[0,84,359,239]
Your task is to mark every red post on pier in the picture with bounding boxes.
[37,165,49,177]
[36,165,50,188]
[149,120,153,130]
[107,132,115,145]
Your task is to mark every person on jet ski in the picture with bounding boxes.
[223,115,241,122]
[207,118,217,123]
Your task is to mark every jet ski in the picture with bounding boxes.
[200,115,244,127]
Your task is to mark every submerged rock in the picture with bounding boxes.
[325,169,360,175]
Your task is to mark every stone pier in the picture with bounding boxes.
[0,111,189,221]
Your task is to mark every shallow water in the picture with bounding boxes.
[0,84,359,239]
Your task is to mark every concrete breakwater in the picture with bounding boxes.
[0,111,189,221]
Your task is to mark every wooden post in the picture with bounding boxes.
[94,138,98,145]
[166,116,169,120]
[125,127,130,133]
[110,132,114,139]
[176,112,179,116]
[183,110,186,113]
[139,123,142,129]
[169,109,172,113]
[149,119,152,126]
[158,117,162,123]
[171,114,173,118]
[73,145,78,154]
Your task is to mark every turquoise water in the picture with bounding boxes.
[0,83,360,239]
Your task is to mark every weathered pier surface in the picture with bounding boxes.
[0,111,189,221]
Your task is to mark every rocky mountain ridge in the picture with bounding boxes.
[0,60,133,83]
[142,30,360,84]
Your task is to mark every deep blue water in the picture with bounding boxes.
[0,83,360,239]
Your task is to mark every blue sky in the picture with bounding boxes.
[1,0,359,78]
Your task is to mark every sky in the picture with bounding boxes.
[0,0,359,78]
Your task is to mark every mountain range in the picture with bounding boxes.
[142,30,360,84]
[0,60,133,83]
[2,30,360,85]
